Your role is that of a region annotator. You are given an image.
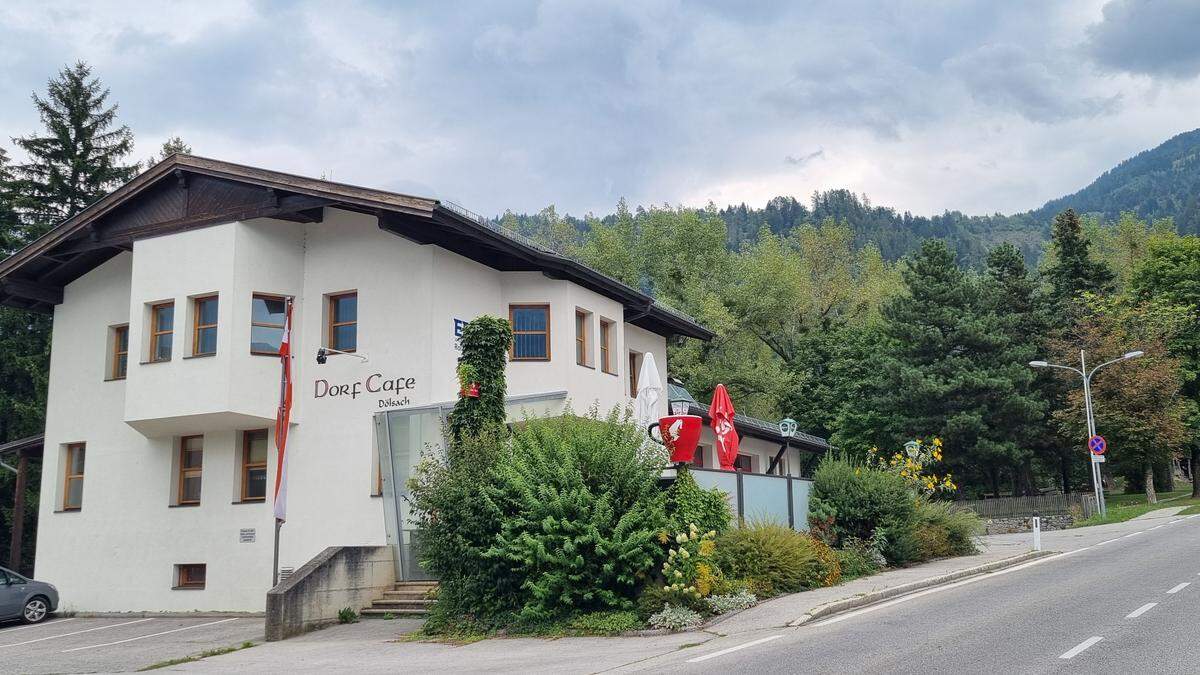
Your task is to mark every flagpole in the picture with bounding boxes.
[272,518,282,587]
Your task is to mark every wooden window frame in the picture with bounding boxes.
[150,302,174,363]
[63,443,85,511]
[327,291,358,354]
[575,310,590,367]
[628,351,641,396]
[175,563,206,589]
[600,319,616,375]
[241,430,268,503]
[178,435,203,506]
[111,325,129,380]
[509,304,551,361]
[191,295,218,356]
[250,293,288,356]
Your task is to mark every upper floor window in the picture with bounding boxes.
[178,435,204,505]
[241,429,268,503]
[63,443,85,511]
[251,294,287,355]
[510,304,550,361]
[150,302,174,362]
[734,453,755,473]
[328,292,357,352]
[111,325,129,380]
[600,319,616,375]
[192,295,218,356]
[575,309,594,367]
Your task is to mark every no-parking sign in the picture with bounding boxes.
[1088,434,1107,455]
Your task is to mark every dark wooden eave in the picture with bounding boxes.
[0,155,712,340]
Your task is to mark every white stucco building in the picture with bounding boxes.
[0,156,713,612]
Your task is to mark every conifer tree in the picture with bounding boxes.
[1043,209,1115,308]
[11,61,137,234]
[144,136,192,169]
[0,148,19,255]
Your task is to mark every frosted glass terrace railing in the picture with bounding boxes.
[372,390,569,581]
[689,467,813,531]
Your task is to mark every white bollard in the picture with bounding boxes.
[1032,516,1042,552]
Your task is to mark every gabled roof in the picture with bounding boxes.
[667,382,829,452]
[0,155,712,340]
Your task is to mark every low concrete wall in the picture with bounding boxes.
[265,546,395,641]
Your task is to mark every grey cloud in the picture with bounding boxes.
[1086,0,1200,78]
[784,149,824,167]
[944,43,1122,123]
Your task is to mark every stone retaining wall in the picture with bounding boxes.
[265,546,395,641]
[983,513,1074,535]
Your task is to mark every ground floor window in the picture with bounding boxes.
[175,564,206,589]
[63,443,85,511]
[178,436,204,505]
[241,430,268,502]
[733,453,755,472]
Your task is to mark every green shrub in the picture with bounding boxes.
[337,607,358,624]
[410,427,519,628]
[914,501,982,558]
[666,467,733,535]
[636,584,672,621]
[705,591,757,615]
[482,408,669,623]
[566,610,643,635]
[812,455,920,566]
[647,604,703,631]
[807,495,838,546]
[836,536,886,580]
[447,316,512,447]
[714,521,835,597]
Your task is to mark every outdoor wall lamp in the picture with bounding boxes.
[316,347,369,365]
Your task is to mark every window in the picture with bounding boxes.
[111,325,129,379]
[510,304,550,361]
[600,319,615,374]
[178,436,203,505]
[150,302,174,362]
[628,351,642,395]
[734,454,755,473]
[251,294,287,355]
[63,443,85,511]
[192,295,218,356]
[328,292,358,352]
[175,564,206,589]
[691,445,707,468]
[241,430,268,502]
[575,309,594,367]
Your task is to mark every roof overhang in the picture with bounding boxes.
[0,434,44,461]
[0,155,712,340]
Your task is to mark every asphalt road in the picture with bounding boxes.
[646,513,1200,674]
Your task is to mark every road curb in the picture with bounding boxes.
[789,550,1055,627]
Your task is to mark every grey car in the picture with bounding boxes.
[0,566,58,624]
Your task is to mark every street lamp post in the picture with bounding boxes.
[1030,349,1143,518]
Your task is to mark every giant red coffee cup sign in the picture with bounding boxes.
[650,414,702,463]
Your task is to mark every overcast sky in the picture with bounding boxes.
[2,0,1199,218]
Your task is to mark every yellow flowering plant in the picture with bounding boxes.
[660,523,720,607]
[867,438,957,497]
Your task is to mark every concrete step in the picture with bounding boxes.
[393,582,438,591]
[382,591,432,601]
[361,607,428,617]
[370,598,433,610]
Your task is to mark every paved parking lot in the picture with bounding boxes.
[0,615,264,674]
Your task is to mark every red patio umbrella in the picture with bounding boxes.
[710,384,740,470]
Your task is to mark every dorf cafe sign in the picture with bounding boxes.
[314,373,418,409]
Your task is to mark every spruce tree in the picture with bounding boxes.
[144,136,192,169]
[1044,209,1115,308]
[11,61,137,234]
[0,148,19,255]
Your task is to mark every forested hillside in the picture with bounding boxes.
[500,127,1200,269]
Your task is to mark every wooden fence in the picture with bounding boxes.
[955,492,1098,520]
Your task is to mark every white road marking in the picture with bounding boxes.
[809,516,1200,628]
[687,635,782,663]
[1125,603,1157,619]
[1124,531,1144,538]
[0,618,76,635]
[0,618,152,649]
[60,618,239,653]
[1167,582,1190,594]
[1059,636,1103,659]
